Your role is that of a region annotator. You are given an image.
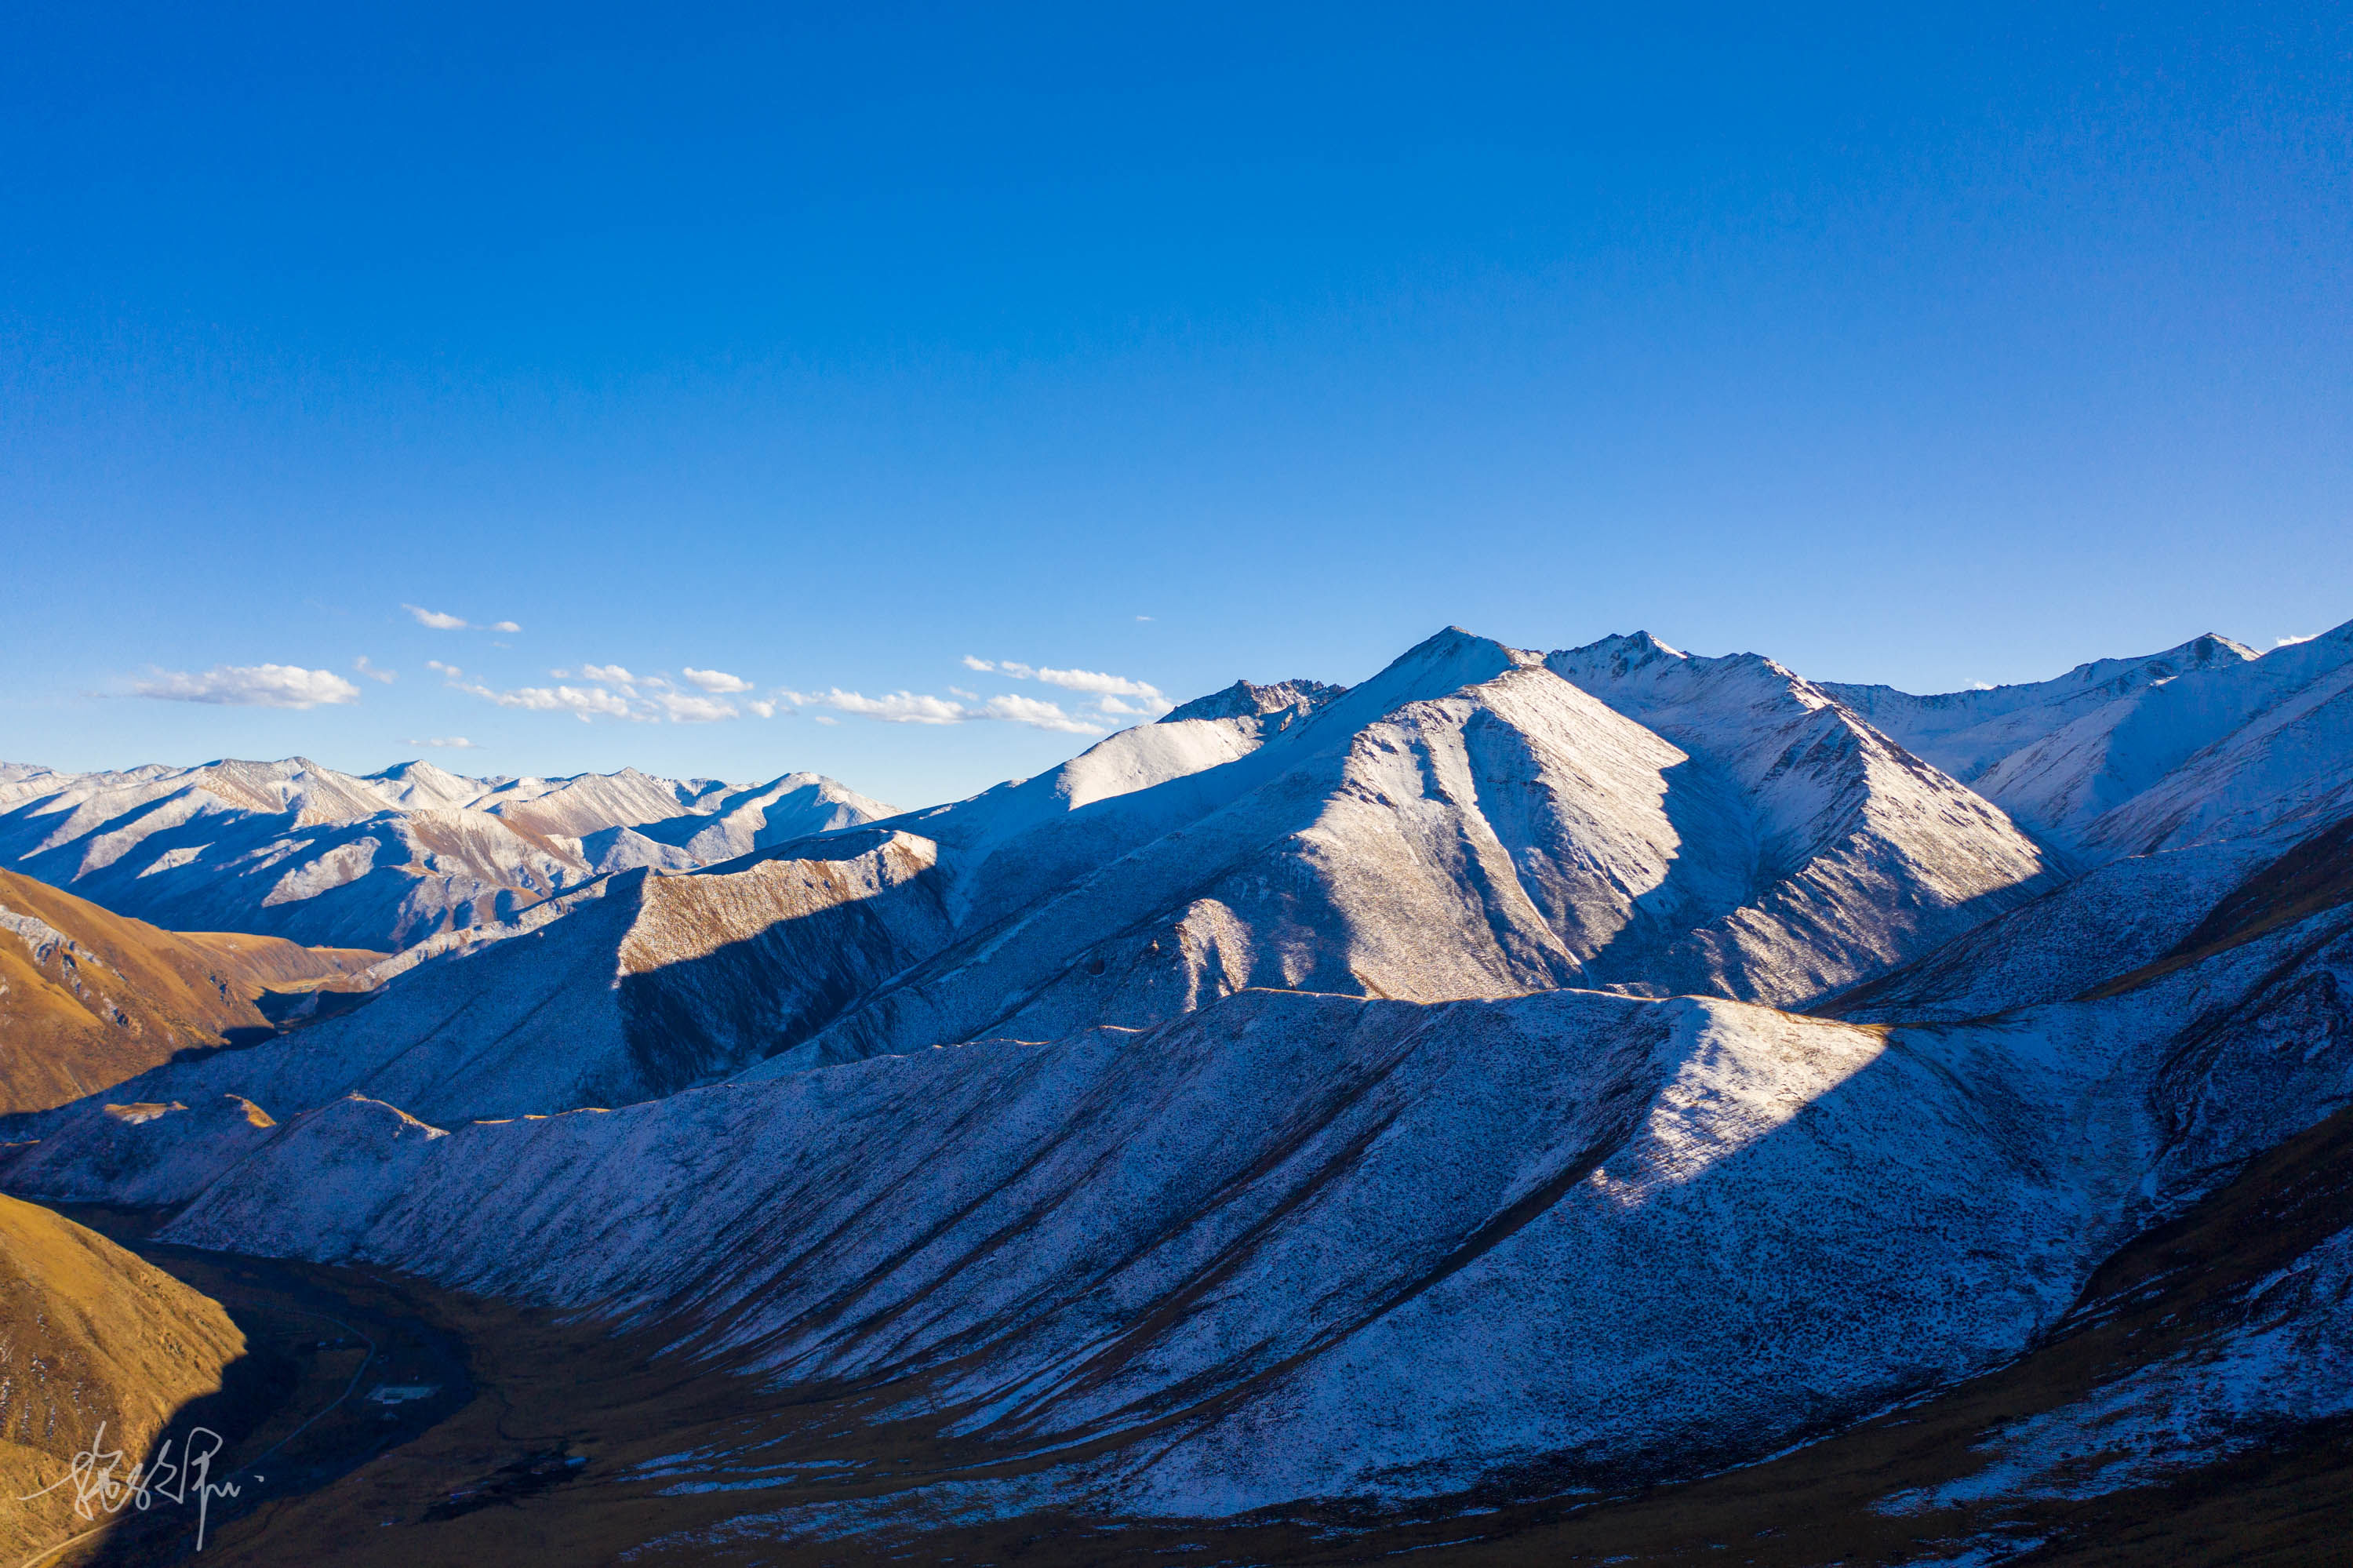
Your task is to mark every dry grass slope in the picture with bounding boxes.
[0,1195,245,1566]
[0,871,381,1115]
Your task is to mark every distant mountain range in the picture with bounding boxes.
[3,617,2349,1561]
[0,758,893,950]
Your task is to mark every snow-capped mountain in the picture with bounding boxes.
[1822,620,2353,855]
[1820,632,2258,785]
[4,617,2351,1560]
[24,628,2064,1123]
[0,756,892,951]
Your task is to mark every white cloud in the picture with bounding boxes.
[579,663,635,685]
[1035,666,1164,700]
[400,736,478,749]
[948,686,980,700]
[449,668,744,726]
[402,604,519,633]
[1136,615,1155,621]
[746,699,776,719]
[682,666,754,694]
[1095,694,1145,715]
[1968,679,1995,691]
[812,714,840,726]
[353,655,398,685]
[131,664,362,709]
[427,659,462,677]
[775,686,1104,733]
[784,688,969,725]
[2276,633,2316,647]
[653,691,740,723]
[450,679,642,724]
[981,693,1104,734]
[966,655,1168,711]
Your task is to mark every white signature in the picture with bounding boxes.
[16,1420,254,1552]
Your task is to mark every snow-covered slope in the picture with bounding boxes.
[0,628,2059,1132]
[1821,634,2257,784]
[1813,620,2353,857]
[23,988,2133,1510]
[1543,631,2055,1001]
[0,831,948,1130]
[20,889,2345,1519]
[0,756,893,950]
[6,615,2350,1548]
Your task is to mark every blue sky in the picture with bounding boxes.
[4,2,2348,809]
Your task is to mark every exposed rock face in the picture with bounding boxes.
[0,758,891,951]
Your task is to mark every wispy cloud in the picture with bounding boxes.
[400,736,478,749]
[746,699,776,719]
[681,666,754,693]
[427,659,462,677]
[2276,633,2317,647]
[129,664,362,709]
[402,604,521,633]
[779,687,1105,734]
[783,688,969,725]
[446,664,747,725]
[963,656,1166,708]
[447,677,642,723]
[651,691,740,723]
[980,693,1102,734]
[353,655,398,685]
[1035,666,1162,700]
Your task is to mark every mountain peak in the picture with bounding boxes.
[1160,679,1348,725]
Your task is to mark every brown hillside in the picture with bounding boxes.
[0,1195,246,1565]
[0,871,382,1115]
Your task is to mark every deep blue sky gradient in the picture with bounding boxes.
[5,2,2348,806]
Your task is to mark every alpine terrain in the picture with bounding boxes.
[3,617,2351,1566]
